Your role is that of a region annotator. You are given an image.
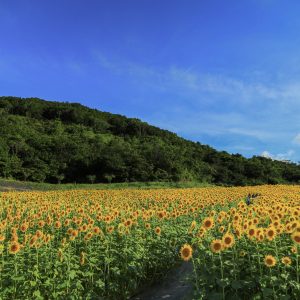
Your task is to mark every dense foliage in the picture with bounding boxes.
[0,96,300,185]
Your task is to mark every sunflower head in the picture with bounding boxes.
[266,226,277,241]
[281,256,292,266]
[203,217,214,230]
[247,226,256,239]
[211,239,223,253]
[222,233,235,248]
[291,232,300,244]
[155,226,161,235]
[180,244,193,261]
[9,242,21,255]
[219,226,225,233]
[291,246,298,254]
[264,255,276,268]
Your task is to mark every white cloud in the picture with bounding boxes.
[83,52,300,160]
[261,151,273,159]
[293,133,300,145]
[92,53,300,111]
[260,150,295,161]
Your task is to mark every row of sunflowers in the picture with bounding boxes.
[0,185,300,299]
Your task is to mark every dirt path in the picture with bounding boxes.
[131,262,194,300]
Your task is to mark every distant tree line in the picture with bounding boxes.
[0,96,300,185]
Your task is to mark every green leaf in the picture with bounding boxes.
[231,280,242,290]
[262,288,274,298]
[33,290,43,300]
[30,280,37,287]
[95,279,105,289]
[69,270,77,279]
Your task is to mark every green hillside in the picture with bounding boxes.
[0,96,299,185]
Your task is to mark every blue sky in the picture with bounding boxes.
[1,0,300,161]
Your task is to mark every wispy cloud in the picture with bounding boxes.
[93,51,300,109]
[91,52,300,160]
[293,133,300,145]
[261,150,295,161]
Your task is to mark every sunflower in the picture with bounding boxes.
[125,219,133,227]
[247,226,256,239]
[222,233,235,248]
[60,237,67,246]
[54,221,61,229]
[43,234,51,244]
[197,227,206,238]
[157,211,165,219]
[71,229,79,237]
[257,233,265,242]
[64,219,71,226]
[291,232,300,244]
[155,226,161,235]
[211,239,223,253]
[10,234,18,243]
[281,256,292,266]
[38,220,45,228]
[233,214,241,222]
[9,242,21,254]
[29,235,38,247]
[234,227,243,239]
[80,224,88,232]
[20,223,28,233]
[93,226,101,235]
[266,226,277,241]
[36,230,43,239]
[291,246,298,254]
[11,227,17,235]
[180,244,193,261]
[190,220,197,230]
[219,226,225,233]
[264,255,276,267]
[84,232,93,241]
[203,217,214,230]
[285,223,294,234]
[107,226,114,234]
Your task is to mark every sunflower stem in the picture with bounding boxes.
[255,243,262,278]
[296,248,299,284]
[219,252,225,300]
[14,254,17,299]
[269,268,276,300]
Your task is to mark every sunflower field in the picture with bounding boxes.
[1,185,300,299]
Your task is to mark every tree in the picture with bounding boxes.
[86,174,96,184]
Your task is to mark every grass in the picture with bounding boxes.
[0,178,214,191]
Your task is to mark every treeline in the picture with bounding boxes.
[0,96,300,185]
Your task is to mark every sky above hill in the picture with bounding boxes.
[1,0,300,161]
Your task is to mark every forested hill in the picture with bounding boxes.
[0,96,300,185]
